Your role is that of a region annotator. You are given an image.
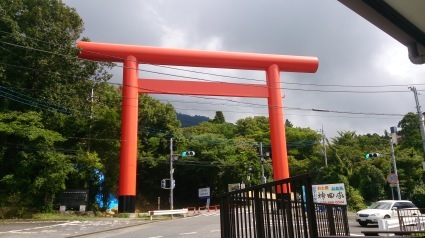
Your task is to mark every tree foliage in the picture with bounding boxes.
[0,111,70,211]
[398,112,423,151]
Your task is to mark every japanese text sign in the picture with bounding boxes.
[312,183,347,205]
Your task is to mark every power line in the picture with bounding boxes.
[0,36,414,119]
[2,29,424,89]
[0,86,73,115]
[1,38,423,94]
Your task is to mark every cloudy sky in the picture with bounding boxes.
[63,0,425,139]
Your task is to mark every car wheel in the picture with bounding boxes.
[384,215,390,219]
[359,221,368,227]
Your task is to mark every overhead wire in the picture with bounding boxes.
[1,29,424,89]
[0,62,408,118]
[0,37,421,94]
[0,86,73,115]
[0,31,383,162]
[0,31,416,119]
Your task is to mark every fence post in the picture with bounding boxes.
[254,188,265,238]
[304,176,319,237]
[341,206,350,235]
[326,204,336,235]
[220,196,234,237]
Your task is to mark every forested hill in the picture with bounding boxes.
[177,113,210,127]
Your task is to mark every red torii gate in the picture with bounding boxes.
[77,42,318,213]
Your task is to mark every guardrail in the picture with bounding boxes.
[148,208,188,220]
[378,217,401,230]
[362,208,425,236]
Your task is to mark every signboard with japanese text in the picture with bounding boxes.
[228,183,240,192]
[312,183,347,205]
[198,187,210,199]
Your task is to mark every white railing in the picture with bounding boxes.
[378,216,425,231]
[148,208,188,220]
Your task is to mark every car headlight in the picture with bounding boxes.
[369,213,380,217]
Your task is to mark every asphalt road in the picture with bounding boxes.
[0,212,220,238]
[0,211,391,237]
[0,219,153,238]
[93,212,221,238]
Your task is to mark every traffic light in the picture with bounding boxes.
[161,179,166,189]
[182,151,195,157]
[365,153,380,159]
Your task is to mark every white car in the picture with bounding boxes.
[356,200,417,227]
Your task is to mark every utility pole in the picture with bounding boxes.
[170,138,174,212]
[321,125,327,167]
[318,126,328,167]
[88,87,94,152]
[409,86,425,154]
[388,159,394,200]
[390,137,401,200]
[260,142,265,183]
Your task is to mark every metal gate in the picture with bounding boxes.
[220,174,349,237]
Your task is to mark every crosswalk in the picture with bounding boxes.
[186,211,220,218]
[198,212,220,217]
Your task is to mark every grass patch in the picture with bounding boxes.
[31,213,81,220]
[115,213,130,218]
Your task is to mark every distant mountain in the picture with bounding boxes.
[177,113,210,127]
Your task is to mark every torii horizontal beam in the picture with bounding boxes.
[138,79,269,98]
[78,41,318,72]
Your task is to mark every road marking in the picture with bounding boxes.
[179,232,197,235]
[1,221,76,234]
[148,236,163,238]
[210,229,221,232]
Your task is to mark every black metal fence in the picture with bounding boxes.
[220,174,349,238]
[315,203,349,237]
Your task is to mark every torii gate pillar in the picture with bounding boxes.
[267,64,289,181]
[119,56,139,212]
[77,41,318,213]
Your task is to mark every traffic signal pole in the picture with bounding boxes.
[390,138,402,200]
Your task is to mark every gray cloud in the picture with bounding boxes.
[63,0,425,138]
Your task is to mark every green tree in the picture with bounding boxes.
[183,121,236,139]
[210,111,226,124]
[235,116,270,142]
[0,111,70,212]
[398,112,423,151]
[285,119,293,128]
[0,0,114,214]
[355,164,386,202]
[286,126,321,160]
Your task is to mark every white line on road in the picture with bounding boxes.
[210,230,220,233]
[179,232,197,235]
[148,236,163,238]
